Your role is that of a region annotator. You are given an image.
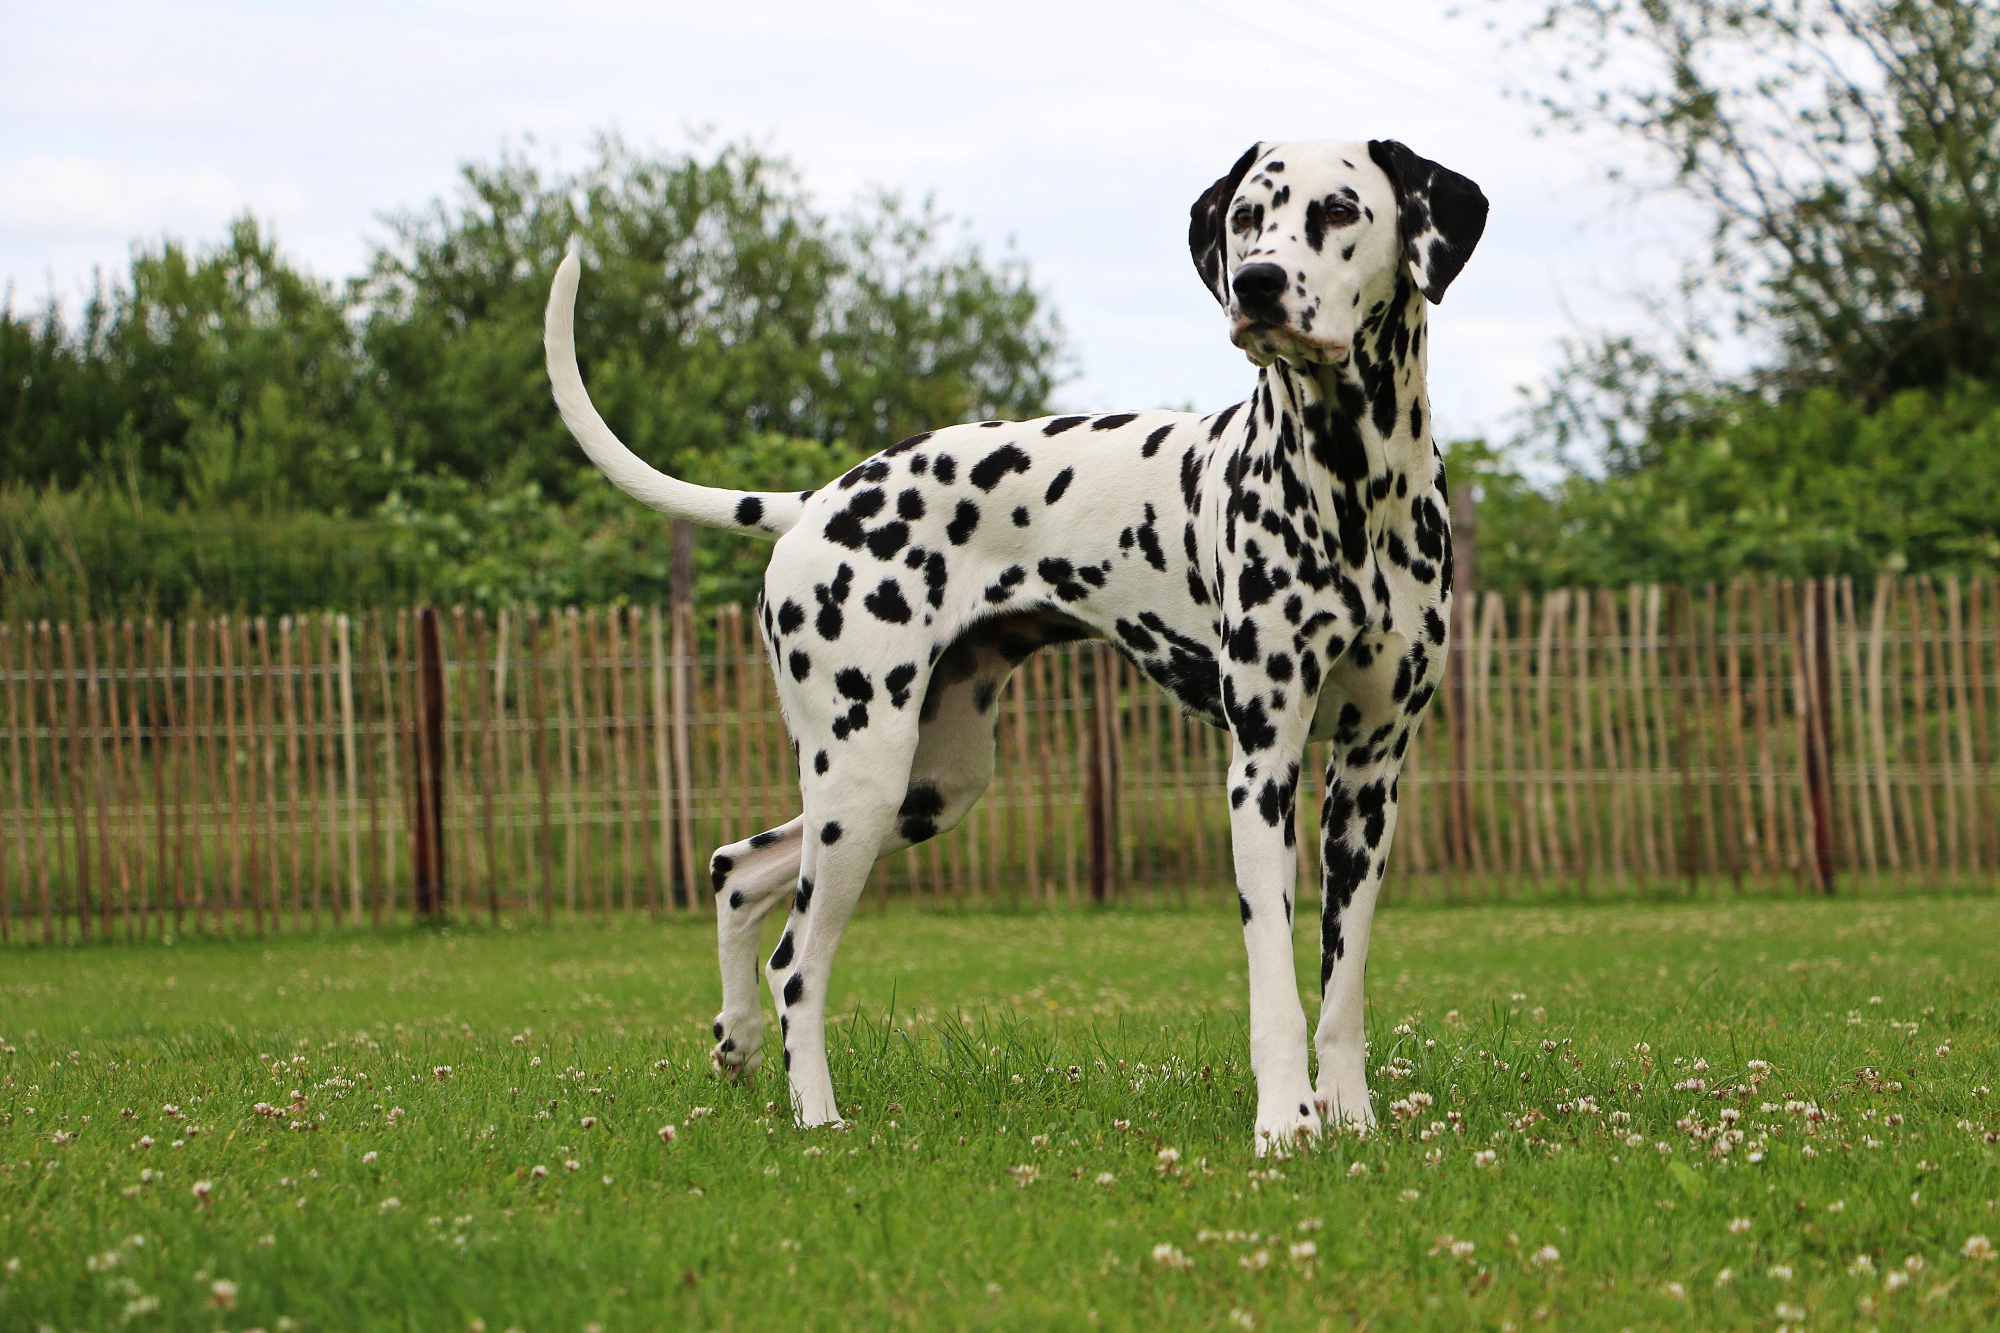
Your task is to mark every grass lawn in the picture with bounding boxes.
[3,894,1997,1331]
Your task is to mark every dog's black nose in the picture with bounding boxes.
[1231,262,1288,308]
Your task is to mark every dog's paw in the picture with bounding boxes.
[710,1014,763,1082]
[1253,1096,1323,1159]
[1313,1085,1375,1134]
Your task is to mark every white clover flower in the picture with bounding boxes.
[1532,1245,1561,1267]
[1963,1235,1994,1261]
[1728,1217,1753,1236]
[1289,1241,1318,1263]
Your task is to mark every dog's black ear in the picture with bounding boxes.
[1366,140,1488,304]
[1189,142,1263,306]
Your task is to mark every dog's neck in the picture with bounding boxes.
[1260,277,1436,514]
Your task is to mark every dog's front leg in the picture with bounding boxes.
[1224,696,1318,1157]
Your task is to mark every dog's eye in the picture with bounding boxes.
[1229,204,1255,233]
[1327,200,1359,227]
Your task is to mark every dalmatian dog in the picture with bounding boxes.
[544,138,1486,1155]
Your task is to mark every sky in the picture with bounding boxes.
[0,0,1703,447]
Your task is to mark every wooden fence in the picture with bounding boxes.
[2,575,1997,940]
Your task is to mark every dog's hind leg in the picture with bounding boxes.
[762,624,1039,1124]
[708,817,805,1080]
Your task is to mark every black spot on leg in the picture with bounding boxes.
[1238,893,1252,924]
[728,890,743,910]
[794,878,815,912]
[897,782,946,844]
[820,821,843,845]
[783,974,804,1006]
[769,932,794,970]
[789,650,812,681]
[710,855,734,893]
[813,750,829,775]
[885,663,918,708]
[735,496,764,527]
[835,668,874,703]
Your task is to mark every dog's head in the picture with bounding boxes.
[1188,139,1487,368]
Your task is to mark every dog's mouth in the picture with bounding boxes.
[1229,318,1350,366]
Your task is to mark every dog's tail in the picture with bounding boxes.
[544,251,807,539]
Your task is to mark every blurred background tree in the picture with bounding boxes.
[1464,0,2000,590]
[0,136,1061,621]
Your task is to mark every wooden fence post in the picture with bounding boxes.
[669,521,700,910]
[1801,579,1838,894]
[1085,645,1120,903]
[1448,478,1477,876]
[412,606,446,917]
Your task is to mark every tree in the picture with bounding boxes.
[0,135,1066,619]
[1518,0,2000,402]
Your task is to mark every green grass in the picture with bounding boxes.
[3,895,1998,1331]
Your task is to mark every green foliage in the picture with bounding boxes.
[1520,0,2000,402]
[1460,379,2000,591]
[0,136,1061,621]
[1480,1,2000,592]
[2,899,1996,1329]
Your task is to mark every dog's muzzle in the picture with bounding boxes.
[1228,262,1348,365]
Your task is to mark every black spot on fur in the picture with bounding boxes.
[735,496,764,527]
[1092,413,1138,431]
[710,855,734,893]
[1012,506,1030,527]
[776,599,806,635]
[835,667,874,702]
[813,750,829,775]
[783,973,804,1006]
[864,579,912,624]
[1044,468,1075,505]
[970,444,1032,490]
[897,488,926,521]
[1043,416,1087,435]
[947,500,981,545]
[933,455,957,485]
[820,821,844,846]
[769,932,794,970]
[1142,424,1173,458]
[924,552,949,607]
[984,565,1027,604]
[866,521,910,561]
[885,663,918,708]
[794,877,815,912]
[898,782,946,844]
[789,650,812,681]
